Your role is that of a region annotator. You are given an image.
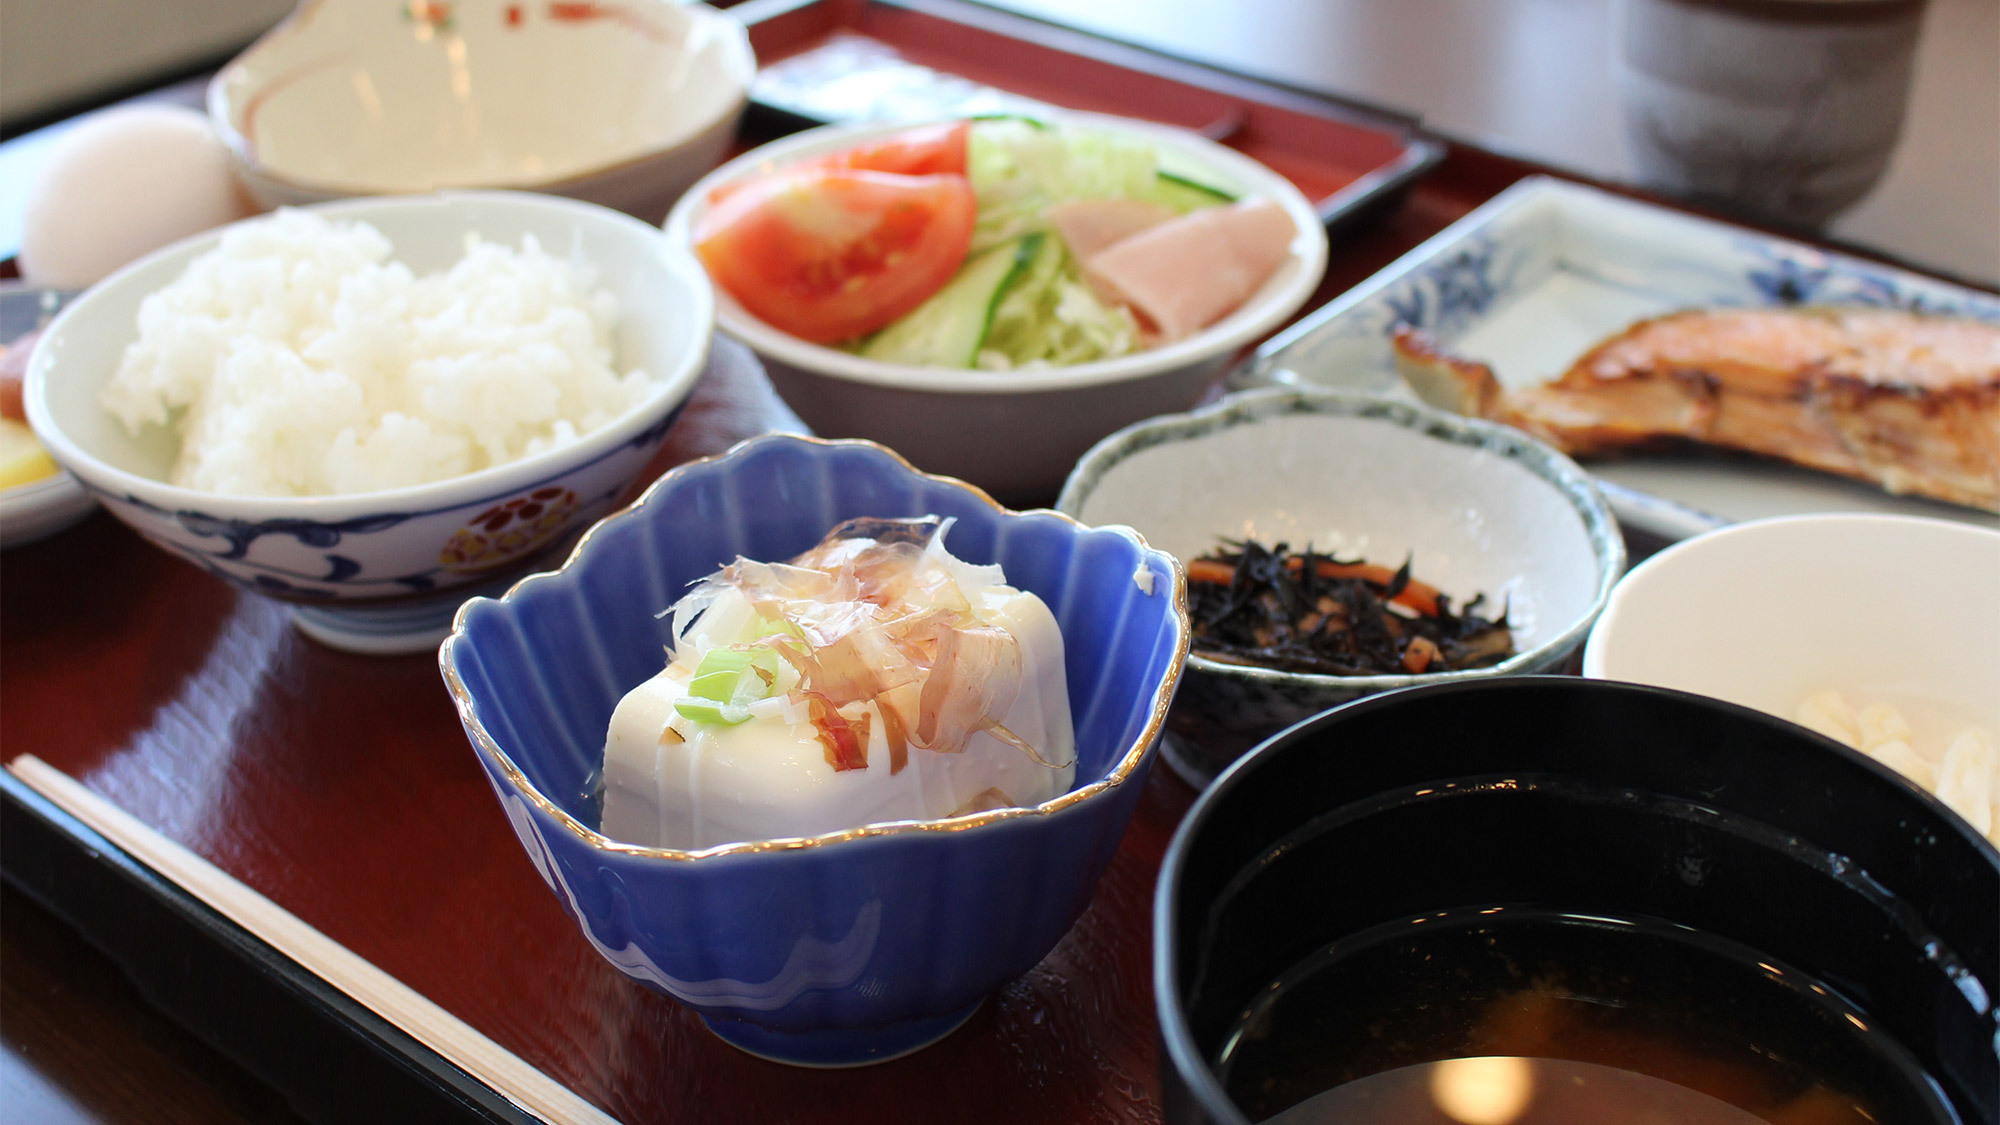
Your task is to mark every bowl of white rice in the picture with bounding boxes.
[24,191,711,653]
[1583,514,2000,849]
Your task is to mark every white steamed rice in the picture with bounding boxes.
[100,208,656,497]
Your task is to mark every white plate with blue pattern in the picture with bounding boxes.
[1238,176,2000,541]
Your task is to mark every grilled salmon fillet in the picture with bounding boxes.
[1393,308,2000,512]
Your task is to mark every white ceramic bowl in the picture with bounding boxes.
[662,113,1330,503]
[2,288,97,547]
[1583,514,2000,745]
[24,191,712,653]
[0,470,95,549]
[1058,389,1625,782]
[210,0,753,221]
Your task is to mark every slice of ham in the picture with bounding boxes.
[1045,198,1175,260]
[1081,199,1295,342]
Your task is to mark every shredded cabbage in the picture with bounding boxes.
[856,118,1226,369]
[976,233,1138,370]
[967,120,1180,367]
[966,118,1163,253]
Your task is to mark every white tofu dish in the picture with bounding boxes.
[601,516,1076,850]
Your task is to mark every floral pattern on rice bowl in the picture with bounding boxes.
[440,486,580,573]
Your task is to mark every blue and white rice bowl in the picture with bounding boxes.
[24,191,711,653]
[439,434,1189,1066]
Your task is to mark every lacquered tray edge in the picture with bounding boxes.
[1,762,557,1125]
[729,0,1445,231]
[861,0,1426,133]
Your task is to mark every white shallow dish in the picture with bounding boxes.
[1,285,96,547]
[1244,176,2000,540]
[0,470,95,548]
[210,0,753,221]
[663,112,1330,503]
[1583,513,2000,746]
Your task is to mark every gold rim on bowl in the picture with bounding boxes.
[438,434,1192,862]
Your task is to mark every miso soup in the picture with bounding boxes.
[1216,908,1955,1125]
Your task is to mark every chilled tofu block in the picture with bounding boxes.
[601,518,1076,850]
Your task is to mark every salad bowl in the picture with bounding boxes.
[440,434,1190,1065]
[663,113,1329,504]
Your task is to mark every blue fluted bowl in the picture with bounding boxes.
[439,434,1190,1066]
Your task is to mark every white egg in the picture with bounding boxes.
[19,104,255,290]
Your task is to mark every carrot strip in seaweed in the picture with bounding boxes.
[1282,557,1441,616]
[1186,558,1239,585]
[1188,539,1510,677]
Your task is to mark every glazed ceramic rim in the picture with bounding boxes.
[1056,387,1626,690]
[1150,675,2000,1125]
[438,432,1193,861]
[1582,511,2000,679]
[24,190,712,520]
[206,0,756,198]
[661,112,1331,395]
[0,466,84,504]
[0,465,94,542]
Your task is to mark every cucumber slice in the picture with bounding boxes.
[860,233,1044,368]
[1150,169,1239,212]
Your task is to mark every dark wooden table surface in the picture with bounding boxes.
[0,0,1880,1110]
[0,135,1548,1123]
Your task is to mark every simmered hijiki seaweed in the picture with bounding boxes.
[1186,539,1514,676]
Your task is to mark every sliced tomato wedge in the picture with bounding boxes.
[696,168,976,344]
[823,120,970,178]
[708,122,971,207]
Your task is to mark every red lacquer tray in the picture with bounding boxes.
[8,1,1990,1114]
[2,338,1194,1124]
[0,7,1535,1122]
[734,0,1443,228]
[2,169,1699,1125]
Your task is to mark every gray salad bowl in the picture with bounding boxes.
[1057,389,1625,784]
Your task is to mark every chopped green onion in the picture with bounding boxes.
[688,646,779,702]
[674,698,752,726]
[751,614,808,643]
[678,645,784,725]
